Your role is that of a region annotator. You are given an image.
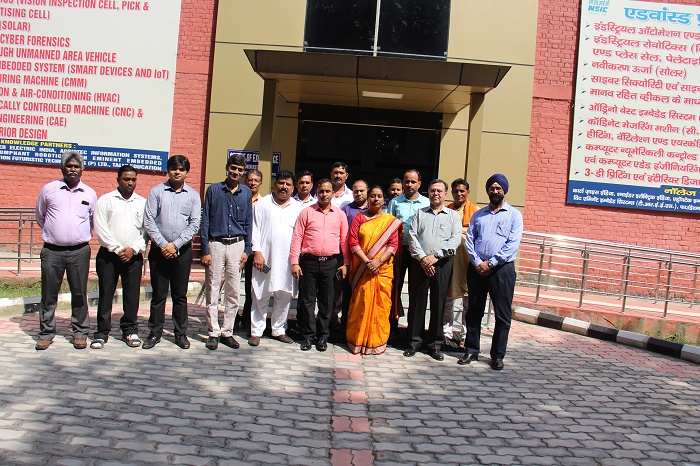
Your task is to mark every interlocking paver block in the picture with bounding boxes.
[335,369,364,380]
[333,390,367,404]
[0,304,698,465]
[333,416,353,432]
[334,353,362,362]
[351,449,374,466]
[331,449,352,466]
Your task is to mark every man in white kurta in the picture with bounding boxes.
[249,170,304,346]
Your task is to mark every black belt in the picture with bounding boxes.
[212,236,244,245]
[302,253,336,262]
[44,242,88,251]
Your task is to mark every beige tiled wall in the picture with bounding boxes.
[208,0,538,204]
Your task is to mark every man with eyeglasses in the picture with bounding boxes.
[404,179,461,362]
[238,168,263,335]
[460,174,523,370]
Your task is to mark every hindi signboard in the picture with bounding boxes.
[226,149,281,177]
[569,0,700,213]
[0,0,181,172]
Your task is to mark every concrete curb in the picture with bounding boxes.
[0,282,203,314]
[513,306,700,365]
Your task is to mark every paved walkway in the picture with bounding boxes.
[1,303,699,465]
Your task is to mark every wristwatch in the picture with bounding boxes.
[434,249,455,260]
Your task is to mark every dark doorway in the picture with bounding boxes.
[295,104,442,193]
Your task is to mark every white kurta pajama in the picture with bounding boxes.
[250,194,303,337]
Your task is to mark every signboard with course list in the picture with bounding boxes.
[0,0,181,172]
[569,0,700,213]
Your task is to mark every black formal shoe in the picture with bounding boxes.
[141,335,160,349]
[205,337,219,350]
[429,350,444,361]
[220,336,240,349]
[491,358,504,370]
[316,338,328,352]
[300,339,313,351]
[403,347,417,357]
[175,335,190,349]
[457,353,479,365]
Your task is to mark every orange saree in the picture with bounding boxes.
[346,214,402,355]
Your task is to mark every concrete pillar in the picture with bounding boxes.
[258,78,277,195]
[464,93,485,201]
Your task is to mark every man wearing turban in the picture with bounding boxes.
[460,174,523,370]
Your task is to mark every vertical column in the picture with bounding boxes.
[464,93,485,201]
[258,78,278,195]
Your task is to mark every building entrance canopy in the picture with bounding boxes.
[244,50,510,114]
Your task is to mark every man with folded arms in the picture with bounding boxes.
[290,179,350,352]
[249,169,303,346]
[35,151,97,350]
[92,165,147,349]
[200,153,252,350]
[143,155,201,350]
[461,174,523,370]
[405,179,461,361]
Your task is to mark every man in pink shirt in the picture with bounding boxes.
[290,179,349,352]
[35,151,97,350]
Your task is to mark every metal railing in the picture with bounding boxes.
[516,231,700,317]
[0,207,204,276]
[3,205,699,316]
[0,208,43,275]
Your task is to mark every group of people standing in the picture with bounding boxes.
[34,150,523,369]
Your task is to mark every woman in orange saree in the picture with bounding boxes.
[346,186,402,355]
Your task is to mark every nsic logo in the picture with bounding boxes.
[588,0,609,13]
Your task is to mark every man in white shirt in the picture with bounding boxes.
[293,170,316,205]
[248,170,304,346]
[92,165,147,349]
[330,162,353,209]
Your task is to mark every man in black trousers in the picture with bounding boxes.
[404,179,461,361]
[143,155,201,350]
[290,179,349,352]
[92,165,148,349]
[461,174,523,370]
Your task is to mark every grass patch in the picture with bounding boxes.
[0,278,99,299]
[645,330,692,346]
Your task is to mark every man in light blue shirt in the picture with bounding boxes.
[386,169,429,321]
[461,174,523,370]
[143,155,201,350]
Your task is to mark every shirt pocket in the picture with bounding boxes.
[180,203,193,219]
[496,223,509,238]
[234,204,248,224]
[132,207,144,227]
[438,222,451,237]
[73,198,91,221]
